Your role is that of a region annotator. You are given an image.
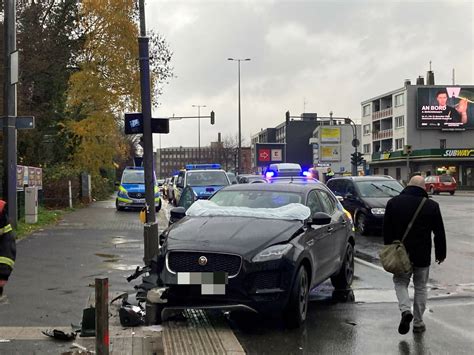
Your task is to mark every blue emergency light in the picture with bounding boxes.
[185,163,221,170]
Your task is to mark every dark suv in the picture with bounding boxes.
[326,176,404,235]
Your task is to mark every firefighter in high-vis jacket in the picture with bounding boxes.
[0,200,15,298]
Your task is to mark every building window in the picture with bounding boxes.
[395,93,404,107]
[363,124,371,135]
[363,144,371,154]
[362,104,371,117]
[440,139,446,149]
[395,115,404,128]
[395,138,404,150]
[384,168,389,176]
[374,168,379,175]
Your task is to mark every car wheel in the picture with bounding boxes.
[429,186,435,195]
[450,191,455,195]
[283,266,309,329]
[155,199,162,212]
[331,243,355,290]
[115,200,124,211]
[356,213,368,235]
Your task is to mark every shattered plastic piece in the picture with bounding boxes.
[119,305,145,327]
[127,266,151,282]
[144,325,163,332]
[147,287,168,304]
[42,329,77,341]
[110,292,129,305]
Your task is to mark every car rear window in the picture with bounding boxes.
[440,175,454,183]
[210,190,302,208]
[187,171,230,187]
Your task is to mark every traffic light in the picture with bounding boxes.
[356,152,365,166]
[403,144,412,155]
[210,111,215,125]
[351,152,357,166]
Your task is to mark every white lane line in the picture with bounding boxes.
[355,257,385,272]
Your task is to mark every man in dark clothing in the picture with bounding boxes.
[383,176,446,334]
[0,200,16,299]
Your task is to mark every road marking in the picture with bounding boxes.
[355,257,385,272]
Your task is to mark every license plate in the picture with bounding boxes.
[134,199,145,203]
[177,272,228,295]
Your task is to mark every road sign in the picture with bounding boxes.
[271,149,282,161]
[352,138,360,148]
[0,116,35,129]
[125,113,169,134]
[255,143,286,167]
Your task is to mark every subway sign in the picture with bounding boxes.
[443,149,474,157]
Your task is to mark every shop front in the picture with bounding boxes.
[370,148,474,189]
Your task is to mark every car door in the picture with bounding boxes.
[316,189,348,276]
[304,190,333,285]
[341,180,359,217]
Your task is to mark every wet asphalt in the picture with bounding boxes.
[0,194,473,354]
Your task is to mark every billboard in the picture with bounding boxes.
[320,127,341,143]
[255,143,286,167]
[417,86,474,130]
[320,145,341,162]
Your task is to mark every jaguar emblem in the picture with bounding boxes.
[198,256,208,266]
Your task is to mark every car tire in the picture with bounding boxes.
[450,191,455,195]
[356,213,368,235]
[429,186,435,195]
[283,265,309,329]
[331,243,355,290]
[115,200,124,211]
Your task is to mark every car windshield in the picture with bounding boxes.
[268,177,319,184]
[440,175,454,182]
[210,190,302,209]
[122,170,144,184]
[187,171,230,187]
[355,180,403,197]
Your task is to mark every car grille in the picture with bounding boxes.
[167,252,242,277]
[252,272,281,290]
[128,192,144,199]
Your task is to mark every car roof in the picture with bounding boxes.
[219,182,322,194]
[328,176,395,182]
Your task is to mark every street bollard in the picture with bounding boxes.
[95,278,109,355]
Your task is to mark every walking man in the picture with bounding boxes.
[0,200,15,300]
[383,175,446,334]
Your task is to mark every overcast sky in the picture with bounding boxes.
[146,0,473,150]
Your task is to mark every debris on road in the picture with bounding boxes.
[42,329,77,341]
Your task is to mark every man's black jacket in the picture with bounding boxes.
[383,185,446,267]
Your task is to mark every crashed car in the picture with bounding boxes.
[155,183,355,328]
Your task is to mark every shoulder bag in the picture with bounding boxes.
[379,197,427,275]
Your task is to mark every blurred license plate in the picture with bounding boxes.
[177,272,228,295]
[134,199,145,203]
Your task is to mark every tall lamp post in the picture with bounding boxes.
[192,104,206,162]
[345,117,359,176]
[227,57,251,174]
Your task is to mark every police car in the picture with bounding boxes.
[116,167,161,211]
[173,164,231,205]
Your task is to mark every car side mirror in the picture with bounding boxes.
[335,195,344,203]
[169,207,186,225]
[308,212,332,226]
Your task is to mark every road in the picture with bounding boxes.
[0,194,472,354]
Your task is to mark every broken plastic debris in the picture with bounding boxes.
[144,325,163,332]
[42,329,76,341]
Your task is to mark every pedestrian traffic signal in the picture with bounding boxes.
[403,144,412,155]
[351,152,365,166]
[210,111,215,125]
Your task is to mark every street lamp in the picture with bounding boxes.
[192,104,206,162]
[228,57,251,174]
[344,117,360,176]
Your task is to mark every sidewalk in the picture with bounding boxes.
[0,198,244,354]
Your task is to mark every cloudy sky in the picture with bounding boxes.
[146,0,473,150]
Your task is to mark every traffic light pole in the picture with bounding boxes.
[3,0,18,227]
[138,0,158,266]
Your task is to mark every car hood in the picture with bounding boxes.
[165,216,303,258]
[121,183,145,193]
[361,197,391,208]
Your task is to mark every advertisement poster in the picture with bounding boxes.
[320,127,341,143]
[417,86,474,130]
[320,145,341,162]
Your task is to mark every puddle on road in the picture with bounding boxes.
[105,263,137,271]
[95,253,120,259]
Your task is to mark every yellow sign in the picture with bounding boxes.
[320,127,341,143]
[320,145,341,161]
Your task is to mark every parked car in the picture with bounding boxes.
[116,166,161,212]
[227,172,238,185]
[326,176,404,235]
[425,174,457,195]
[156,183,355,328]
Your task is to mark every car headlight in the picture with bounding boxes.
[371,208,385,215]
[252,244,293,262]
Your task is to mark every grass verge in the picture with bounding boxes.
[15,207,71,241]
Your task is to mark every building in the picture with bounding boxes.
[309,121,361,176]
[155,134,252,178]
[251,113,320,171]
[361,72,474,188]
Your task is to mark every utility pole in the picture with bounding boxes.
[138,0,158,265]
[192,104,206,162]
[3,0,18,227]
